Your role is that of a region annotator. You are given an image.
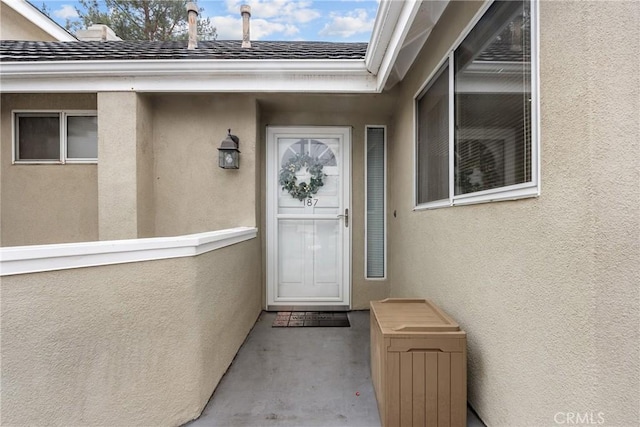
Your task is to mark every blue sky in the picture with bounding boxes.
[39,0,380,42]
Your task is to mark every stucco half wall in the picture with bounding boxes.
[0,236,262,426]
[387,1,639,426]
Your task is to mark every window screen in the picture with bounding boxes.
[417,62,449,204]
[16,114,60,161]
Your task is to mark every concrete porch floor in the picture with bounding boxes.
[186,311,485,427]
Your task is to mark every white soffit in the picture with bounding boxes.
[368,0,423,92]
[1,0,77,41]
[383,0,450,90]
[365,0,404,74]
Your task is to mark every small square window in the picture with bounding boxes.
[16,114,60,161]
[67,116,98,160]
[13,111,97,164]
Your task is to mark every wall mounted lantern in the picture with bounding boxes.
[218,129,240,169]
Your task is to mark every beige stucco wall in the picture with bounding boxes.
[96,92,155,240]
[0,3,57,41]
[97,92,140,240]
[2,92,261,245]
[0,93,98,246]
[387,1,640,426]
[259,93,396,309]
[0,238,262,426]
[136,94,155,237]
[152,94,259,236]
[1,90,393,309]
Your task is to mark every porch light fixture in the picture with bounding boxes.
[218,129,240,169]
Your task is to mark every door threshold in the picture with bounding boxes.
[267,305,350,312]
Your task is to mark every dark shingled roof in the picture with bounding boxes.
[476,41,529,62]
[0,40,368,62]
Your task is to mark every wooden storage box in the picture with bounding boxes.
[370,298,467,427]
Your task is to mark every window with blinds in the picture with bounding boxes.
[417,62,449,204]
[415,0,537,208]
[366,126,386,279]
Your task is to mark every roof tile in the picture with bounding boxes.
[0,40,368,62]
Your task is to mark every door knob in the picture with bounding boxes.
[337,208,349,227]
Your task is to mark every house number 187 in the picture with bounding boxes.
[304,198,318,207]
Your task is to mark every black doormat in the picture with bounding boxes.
[272,312,350,327]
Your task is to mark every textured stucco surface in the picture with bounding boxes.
[387,1,640,426]
[152,94,259,236]
[1,90,390,309]
[0,238,262,426]
[97,92,140,240]
[0,93,98,246]
[259,93,396,309]
[136,94,155,237]
[0,3,57,41]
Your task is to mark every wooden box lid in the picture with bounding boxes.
[371,298,460,335]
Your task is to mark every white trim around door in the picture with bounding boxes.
[266,126,351,311]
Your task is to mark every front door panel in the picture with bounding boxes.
[267,127,350,309]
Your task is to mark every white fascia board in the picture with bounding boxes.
[0,59,378,93]
[2,0,77,41]
[0,226,258,276]
[365,0,404,75]
[373,0,422,92]
[0,58,368,76]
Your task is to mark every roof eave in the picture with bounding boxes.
[0,59,378,93]
[365,0,423,92]
[0,0,425,93]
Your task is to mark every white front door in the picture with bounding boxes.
[266,127,350,310]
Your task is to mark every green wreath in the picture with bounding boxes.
[279,153,326,201]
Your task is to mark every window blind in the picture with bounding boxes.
[417,63,450,204]
[366,127,385,278]
[454,0,532,195]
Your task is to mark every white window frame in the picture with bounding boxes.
[413,0,540,210]
[365,125,387,280]
[12,110,98,165]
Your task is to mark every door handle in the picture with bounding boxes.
[337,208,349,227]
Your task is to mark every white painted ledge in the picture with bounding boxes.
[0,227,257,277]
